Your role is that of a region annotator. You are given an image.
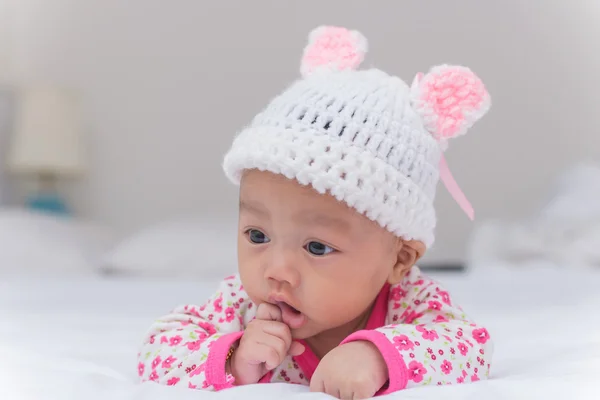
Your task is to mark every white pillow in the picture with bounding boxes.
[101,218,238,279]
[0,208,116,276]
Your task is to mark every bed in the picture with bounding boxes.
[1,262,599,400]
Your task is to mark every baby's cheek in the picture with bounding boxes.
[311,283,373,323]
[238,270,263,305]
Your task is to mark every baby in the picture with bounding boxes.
[137,26,493,399]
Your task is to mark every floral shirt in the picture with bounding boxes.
[137,266,493,394]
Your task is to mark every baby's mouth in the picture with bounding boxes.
[275,301,307,329]
[283,302,301,314]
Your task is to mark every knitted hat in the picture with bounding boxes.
[223,26,490,247]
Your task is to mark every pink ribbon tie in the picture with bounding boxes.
[439,154,474,220]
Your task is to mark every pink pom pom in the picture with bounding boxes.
[300,26,367,77]
[411,65,490,141]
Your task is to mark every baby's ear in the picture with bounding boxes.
[411,65,491,143]
[388,240,426,285]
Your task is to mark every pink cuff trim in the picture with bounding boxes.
[341,330,408,395]
[205,332,243,390]
[294,339,320,381]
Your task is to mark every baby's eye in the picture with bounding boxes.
[305,241,335,256]
[247,229,270,244]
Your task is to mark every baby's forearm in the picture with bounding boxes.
[138,276,251,390]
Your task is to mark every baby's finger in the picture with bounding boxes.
[338,386,354,400]
[262,343,284,370]
[288,341,305,356]
[255,302,283,322]
[352,390,373,400]
[260,321,292,350]
[243,342,280,370]
[351,388,374,400]
[256,334,287,363]
[325,384,341,399]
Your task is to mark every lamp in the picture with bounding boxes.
[7,86,86,215]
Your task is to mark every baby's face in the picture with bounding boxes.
[237,170,404,340]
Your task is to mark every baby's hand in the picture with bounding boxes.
[310,341,388,399]
[229,303,305,385]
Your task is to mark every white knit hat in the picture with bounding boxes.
[223,26,490,247]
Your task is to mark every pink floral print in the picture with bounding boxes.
[408,361,427,383]
[197,321,217,335]
[441,360,453,375]
[169,336,183,347]
[402,309,424,324]
[149,370,159,382]
[162,356,177,369]
[151,355,161,369]
[391,286,407,301]
[437,289,451,305]
[434,315,449,323]
[186,340,201,351]
[225,307,235,322]
[213,296,223,313]
[188,363,205,378]
[167,377,180,386]
[416,325,439,341]
[393,335,414,351]
[137,266,492,393]
[472,328,490,344]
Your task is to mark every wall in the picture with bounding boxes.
[3,0,600,263]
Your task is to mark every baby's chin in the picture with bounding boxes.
[290,320,344,340]
[290,323,324,340]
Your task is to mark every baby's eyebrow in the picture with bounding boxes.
[240,200,350,231]
[299,212,351,232]
[239,200,269,217]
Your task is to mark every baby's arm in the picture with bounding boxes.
[341,267,493,394]
[137,275,252,390]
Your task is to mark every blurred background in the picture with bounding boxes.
[0,0,599,277]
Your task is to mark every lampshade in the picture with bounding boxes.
[7,86,86,177]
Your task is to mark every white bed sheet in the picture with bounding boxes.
[1,264,599,400]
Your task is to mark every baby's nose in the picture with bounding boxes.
[264,249,301,288]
